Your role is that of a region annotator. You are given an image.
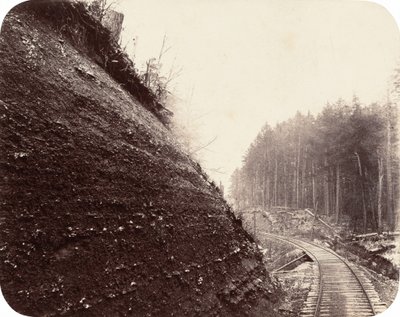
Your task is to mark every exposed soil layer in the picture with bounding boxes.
[0,4,280,317]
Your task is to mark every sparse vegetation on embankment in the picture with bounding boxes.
[28,0,172,125]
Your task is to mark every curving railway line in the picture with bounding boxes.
[262,233,387,317]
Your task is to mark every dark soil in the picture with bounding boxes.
[0,4,280,317]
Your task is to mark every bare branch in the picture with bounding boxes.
[207,167,226,174]
[190,136,218,154]
[157,34,171,64]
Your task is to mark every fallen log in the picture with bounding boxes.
[352,232,400,240]
[274,253,310,272]
[353,232,379,239]
[369,245,396,255]
[304,208,339,234]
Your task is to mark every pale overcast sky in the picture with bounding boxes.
[115,0,400,189]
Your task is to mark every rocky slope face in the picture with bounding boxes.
[0,2,279,316]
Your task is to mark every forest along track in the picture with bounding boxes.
[261,233,387,317]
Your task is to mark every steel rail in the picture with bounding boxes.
[302,238,376,316]
[261,233,323,317]
[261,233,376,317]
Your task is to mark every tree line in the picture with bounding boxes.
[229,98,398,233]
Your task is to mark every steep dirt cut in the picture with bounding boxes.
[0,3,279,317]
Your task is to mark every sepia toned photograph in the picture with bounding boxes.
[0,0,399,316]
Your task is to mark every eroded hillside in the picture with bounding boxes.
[0,2,279,316]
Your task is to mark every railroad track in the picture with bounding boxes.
[261,233,387,317]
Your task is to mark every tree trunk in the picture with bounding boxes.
[377,156,383,233]
[251,175,255,208]
[301,147,307,208]
[266,176,270,208]
[335,164,340,223]
[355,152,367,233]
[330,168,335,216]
[296,135,301,208]
[262,148,267,209]
[293,166,297,208]
[312,160,316,211]
[274,156,278,206]
[324,149,329,215]
[284,161,288,207]
[386,113,394,231]
[253,209,257,236]
[145,60,151,86]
